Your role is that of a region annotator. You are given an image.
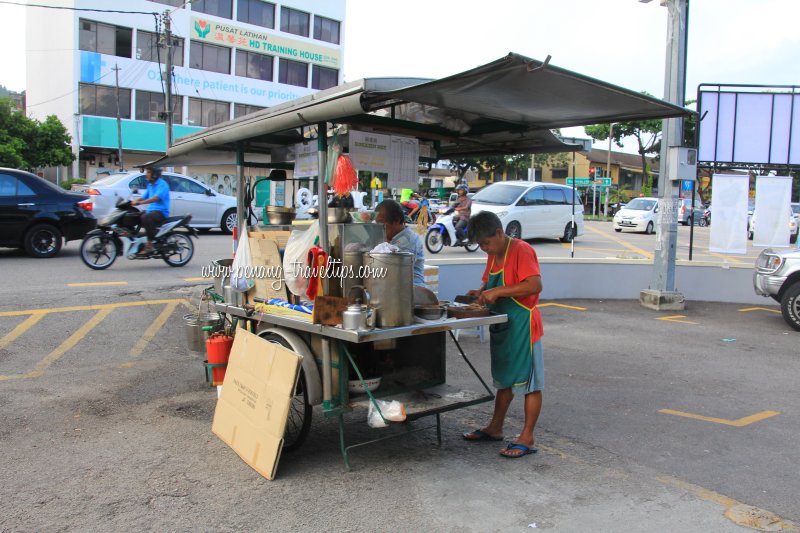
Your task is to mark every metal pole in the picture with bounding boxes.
[162,10,174,148]
[235,146,246,248]
[113,64,124,170]
[642,0,688,310]
[571,151,576,258]
[689,180,696,260]
[605,123,614,217]
[316,122,332,409]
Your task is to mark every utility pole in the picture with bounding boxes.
[640,0,688,311]
[161,10,174,149]
[113,64,124,170]
[605,123,615,217]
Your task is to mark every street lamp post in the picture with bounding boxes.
[605,122,617,216]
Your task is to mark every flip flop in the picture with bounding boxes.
[500,443,537,458]
[462,429,503,442]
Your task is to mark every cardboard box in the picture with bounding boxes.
[211,329,302,480]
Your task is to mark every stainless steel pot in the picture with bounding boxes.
[327,207,352,223]
[265,205,296,225]
[362,251,414,327]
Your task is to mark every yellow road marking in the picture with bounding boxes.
[656,315,699,325]
[738,307,781,314]
[0,314,45,351]
[0,308,113,381]
[539,302,588,311]
[707,252,744,263]
[129,302,179,358]
[658,409,780,427]
[184,277,208,282]
[584,224,654,259]
[67,281,128,287]
[0,299,190,317]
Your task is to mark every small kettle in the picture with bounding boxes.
[342,300,375,331]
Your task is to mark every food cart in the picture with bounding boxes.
[155,53,689,470]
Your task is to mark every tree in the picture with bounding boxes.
[448,157,482,182]
[0,98,75,170]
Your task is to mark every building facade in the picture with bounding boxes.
[26,0,345,182]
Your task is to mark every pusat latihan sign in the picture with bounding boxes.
[192,18,340,69]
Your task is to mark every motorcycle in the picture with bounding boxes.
[424,209,480,253]
[80,199,197,270]
[699,208,711,227]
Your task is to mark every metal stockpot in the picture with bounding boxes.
[342,249,364,297]
[362,251,414,327]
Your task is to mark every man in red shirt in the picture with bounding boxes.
[462,211,544,458]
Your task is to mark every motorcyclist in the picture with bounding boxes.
[453,184,472,242]
[131,167,170,255]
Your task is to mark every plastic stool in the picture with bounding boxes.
[453,325,486,343]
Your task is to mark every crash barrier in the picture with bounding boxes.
[430,258,766,305]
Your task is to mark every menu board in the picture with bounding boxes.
[293,143,319,178]
[349,130,419,190]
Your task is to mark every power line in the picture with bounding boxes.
[0,1,158,16]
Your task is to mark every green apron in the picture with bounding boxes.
[487,240,534,390]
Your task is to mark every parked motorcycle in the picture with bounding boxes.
[424,209,480,253]
[80,199,197,270]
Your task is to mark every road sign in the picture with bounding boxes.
[566,177,612,187]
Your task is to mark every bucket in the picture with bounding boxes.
[206,333,233,385]
[183,312,223,352]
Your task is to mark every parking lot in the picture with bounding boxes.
[0,232,797,531]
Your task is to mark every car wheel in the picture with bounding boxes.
[24,224,62,258]
[645,222,654,235]
[425,228,444,254]
[559,222,577,243]
[221,209,237,235]
[505,221,522,239]
[791,233,798,244]
[465,241,480,252]
[780,282,800,331]
[614,228,622,233]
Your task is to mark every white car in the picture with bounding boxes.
[470,181,584,242]
[613,197,658,234]
[76,171,239,233]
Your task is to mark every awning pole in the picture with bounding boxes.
[236,145,245,249]
[317,122,332,408]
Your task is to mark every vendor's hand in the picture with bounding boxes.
[130,199,140,206]
[478,288,501,305]
[466,289,482,299]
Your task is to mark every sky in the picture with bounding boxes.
[1,0,798,152]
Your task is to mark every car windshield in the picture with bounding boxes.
[471,184,525,205]
[626,199,656,211]
[792,204,800,215]
[92,173,134,187]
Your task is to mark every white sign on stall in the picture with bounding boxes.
[754,175,793,247]
[293,143,319,178]
[390,135,420,190]
[709,174,750,255]
[349,130,419,190]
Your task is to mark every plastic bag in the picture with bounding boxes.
[229,227,255,293]
[367,399,407,428]
[283,221,320,297]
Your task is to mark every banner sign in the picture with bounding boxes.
[192,17,340,69]
[293,143,319,178]
[709,174,750,254]
[350,131,419,190]
[753,175,792,247]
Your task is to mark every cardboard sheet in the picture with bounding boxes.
[212,329,302,480]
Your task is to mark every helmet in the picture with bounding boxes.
[146,167,162,178]
[455,184,469,193]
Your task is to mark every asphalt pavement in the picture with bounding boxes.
[0,226,797,531]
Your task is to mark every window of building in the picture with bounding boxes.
[79,19,132,58]
[551,168,569,180]
[135,90,183,123]
[149,0,184,6]
[190,41,230,74]
[136,30,184,66]
[80,83,131,119]
[192,0,232,19]
[278,58,308,87]
[235,50,273,81]
[280,7,309,37]
[311,65,338,90]
[234,103,266,118]
[188,97,230,127]
[237,0,274,28]
[313,15,340,44]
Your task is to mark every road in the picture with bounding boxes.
[0,225,797,531]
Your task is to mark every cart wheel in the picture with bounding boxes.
[258,332,312,451]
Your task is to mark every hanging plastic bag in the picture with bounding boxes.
[229,227,255,293]
[367,399,406,428]
[283,221,320,297]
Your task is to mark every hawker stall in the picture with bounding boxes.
[160,54,689,473]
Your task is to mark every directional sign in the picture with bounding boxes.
[566,177,612,187]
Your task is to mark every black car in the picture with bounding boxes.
[0,168,97,257]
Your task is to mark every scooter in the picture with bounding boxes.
[424,209,480,253]
[80,199,197,270]
[699,208,711,227]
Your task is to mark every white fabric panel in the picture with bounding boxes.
[753,175,792,247]
[792,95,800,165]
[734,94,772,164]
[716,93,737,162]
[770,95,793,165]
[709,174,750,254]
[698,92,718,162]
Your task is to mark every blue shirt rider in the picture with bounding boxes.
[131,167,170,255]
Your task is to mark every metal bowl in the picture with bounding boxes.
[414,304,446,320]
[327,207,352,223]
[265,206,296,225]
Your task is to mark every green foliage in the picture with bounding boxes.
[0,98,75,170]
[60,178,87,191]
[448,157,482,179]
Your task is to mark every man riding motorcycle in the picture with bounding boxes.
[453,184,472,242]
[131,167,170,256]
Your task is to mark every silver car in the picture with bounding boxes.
[753,247,800,331]
[75,171,239,234]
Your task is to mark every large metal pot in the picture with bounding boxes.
[265,205,296,225]
[327,207,352,223]
[362,251,414,327]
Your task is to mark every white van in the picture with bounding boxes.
[470,181,584,242]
